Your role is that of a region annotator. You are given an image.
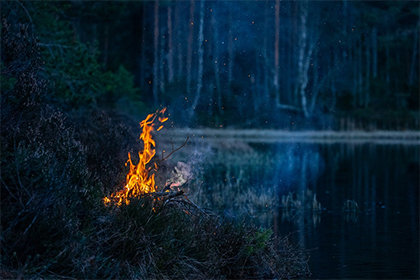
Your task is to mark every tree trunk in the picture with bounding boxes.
[365,33,370,108]
[153,0,160,105]
[309,53,319,115]
[227,11,234,94]
[372,27,377,78]
[297,1,314,118]
[167,6,174,83]
[342,0,348,60]
[104,24,109,68]
[351,33,357,102]
[357,39,363,106]
[211,8,222,114]
[140,5,147,88]
[385,40,390,96]
[330,49,337,111]
[186,0,195,97]
[253,53,261,114]
[292,0,299,105]
[409,21,419,86]
[263,1,270,108]
[174,3,183,79]
[190,0,205,117]
[159,22,166,96]
[286,1,293,105]
[274,0,280,107]
[395,50,400,108]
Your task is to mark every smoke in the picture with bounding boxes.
[158,143,213,190]
[185,146,213,178]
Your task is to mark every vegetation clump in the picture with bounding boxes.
[1,20,310,279]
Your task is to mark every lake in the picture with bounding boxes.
[157,131,419,279]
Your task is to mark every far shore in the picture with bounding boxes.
[156,128,420,145]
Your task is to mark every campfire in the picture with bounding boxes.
[104,108,168,206]
[103,108,192,208]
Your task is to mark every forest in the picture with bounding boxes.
[1,1,419,279]
[2,0,419,130]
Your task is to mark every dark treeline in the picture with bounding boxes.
[3,0,419,130]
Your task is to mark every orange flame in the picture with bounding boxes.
[104,108,168,206]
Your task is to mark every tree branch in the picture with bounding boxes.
[275,103,302,112]
[159,134,189,163]
[15,0,34,34]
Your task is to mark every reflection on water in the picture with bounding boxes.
[184,141,419,279]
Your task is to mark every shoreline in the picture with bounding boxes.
[156,128,420,145]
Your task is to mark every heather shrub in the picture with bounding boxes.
[89,196,310,279]
[1,19,99,275]
[70,108,138,194]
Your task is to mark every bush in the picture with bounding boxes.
[1,19,99,275]
[87,196,310,279]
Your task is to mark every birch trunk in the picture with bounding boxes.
[365,33,370,108]
[309,53,319,115]
[274,0,280,107]
[330,49,337,111]
[357,40,363,106]
[385,41,390,96]
[211,8,222,114]
[227,11,234,94]
[159,23,165,95]
[297,1,313,118]
[263,1,270,106]
[190,0,205,117]
[167,6,174,83]
[372,27,377,78]
[153,0,159,105]
[175,3,183,79]
[140,6,147,88]
[409,22,419,86]
[186,0,195,96]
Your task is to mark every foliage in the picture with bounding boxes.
[1,19,99,276]
[2,1,145,114]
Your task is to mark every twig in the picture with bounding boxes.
[15,0,34,34]
[13,139,30,198]
[23,213,38,235]
[38,43,70,57]
[167,190,184,199]
[149,189,184,199]
[1,176,18,201]
[38,43,70,48]
[159,134,189,163]
[276,103,302,112]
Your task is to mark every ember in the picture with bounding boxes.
[104,108,168,206]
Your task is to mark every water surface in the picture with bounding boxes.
[176,140,419,279]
